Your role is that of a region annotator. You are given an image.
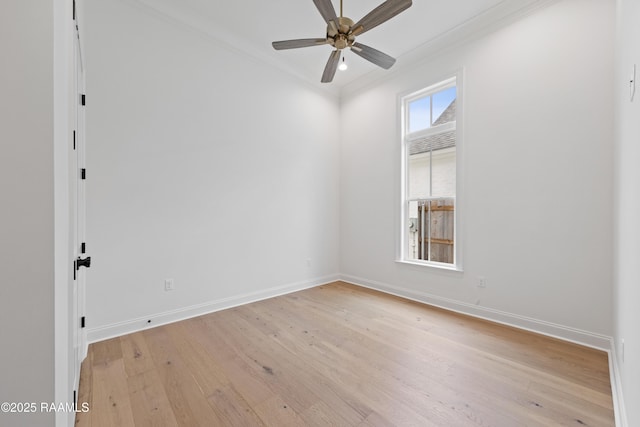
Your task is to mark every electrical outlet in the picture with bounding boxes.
[477,276,487,288]
[164,278,174,291]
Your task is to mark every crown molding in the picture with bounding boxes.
[340,0,561,98]
[122,0,340,99]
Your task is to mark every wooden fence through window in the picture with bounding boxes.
[416,198,455,264]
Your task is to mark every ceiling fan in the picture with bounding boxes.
[272,0,412,83]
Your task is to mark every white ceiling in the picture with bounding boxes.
[134,0,550,93]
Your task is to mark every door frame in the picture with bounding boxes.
[53,1,87,426]
[72,7,88,389]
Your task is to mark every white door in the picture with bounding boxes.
[72,14,88,395]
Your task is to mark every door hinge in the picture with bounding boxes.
[81,242,86,254]
[76,256,91,270]
[73,260,76,280]
[73,0,76,20]
[81,94,86,106]
[81,316,86,328]
[81,168,86,180]
[73,130,76,150]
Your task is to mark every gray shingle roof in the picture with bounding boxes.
[434,99,456,126]
[409,99,456,156]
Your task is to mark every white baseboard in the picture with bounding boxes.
[608,340,629,427]
[86,274,340,344]
[340,274,612,351]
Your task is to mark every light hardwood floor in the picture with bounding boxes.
[75,281,614,426]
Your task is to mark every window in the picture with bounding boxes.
[400,77,460,269]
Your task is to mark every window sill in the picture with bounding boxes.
[395,259,464,273]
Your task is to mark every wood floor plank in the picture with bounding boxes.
[186,317,276,407]
[143,326,226,426]
[527,379,615,426]
[162,321,267,425]
[207,307,325,416]
[91,358,136,427]
[205,384,267,426]
[77,281,614,426]
[233,304,373,424]
[91,337,123,367]
[75,347,93,427]
[356,410,396,427]
[126,369,179,427]
[252,395,307,427]
[120,332,155,378]
[163,321,230,397]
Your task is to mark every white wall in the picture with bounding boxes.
[84,0,340,336]
[0,1,56,426]
[340,0,614,342]
[614,0,640,424]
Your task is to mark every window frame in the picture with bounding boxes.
[397,73,464,272]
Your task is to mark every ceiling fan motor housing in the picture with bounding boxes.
[327,17,355,50]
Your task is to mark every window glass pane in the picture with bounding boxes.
[430,148,456,198]
[432,87,456,125]
[408,153,431,199]
[429,199,455,263]
[408,96,430,133]
[407,201,419,261]
[406,198,455,264]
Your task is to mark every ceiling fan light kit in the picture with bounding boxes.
[272,0,412,83]
[338,56,348,71]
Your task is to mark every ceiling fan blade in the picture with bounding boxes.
[272,38,328,50]
[313,0,338,24]
[321,50,341,83]
[351,42,396,69]
[351,0,412,36]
